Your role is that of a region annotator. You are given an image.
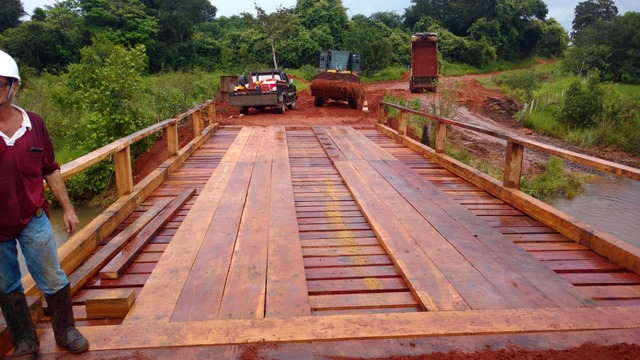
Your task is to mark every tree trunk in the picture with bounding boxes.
[271,36,278,69]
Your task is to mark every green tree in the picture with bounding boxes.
[535,19,569,58]
[571,12,640,83]
[0,0,25,32]
[0,21,73,73]
[343,15,394,75]
[606,12,640,83]
[255,5,296,69]
[405,0,549,60]
[141,0,216,70]
[65,39,150,194]
[562,45,610,76]
[141,0,216,44]
[79,0,158,48]
[557,75,605,128]
[277,24,322,69]
[296,0,348,48]
[572,0,618,38]
[369,11,402,29]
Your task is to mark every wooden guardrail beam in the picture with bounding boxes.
[380,101,640,183]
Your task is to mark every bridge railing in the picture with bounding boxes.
[24,100,217,298]
[378,101,640,188]
[378,101,640,274]
[60,101,216,197]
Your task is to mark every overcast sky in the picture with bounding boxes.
[20,0,640,32]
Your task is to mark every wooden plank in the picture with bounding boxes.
[559,273,640,286]
[171,128,262,322]
[217,128,274,320]
[300,238,380,247]
[124,127,253,324]
[545,259,626,273]
[99,188,196,279]
[579,286,640,299]
[519,242,588,251]
[327,159,468,311]
[86,289,136,319]
[265,127,311,317]
[529,251,605,261]
[305,266,401,280]
[302,245,387,257]
[67,198,173,294]
[307,278,407,295]
[67,306,640,351]
[309,292,417,310]
[304,255,393,268]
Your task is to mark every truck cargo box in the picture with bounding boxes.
[410,33,438,92]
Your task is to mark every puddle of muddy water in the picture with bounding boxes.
[545,175,640,248]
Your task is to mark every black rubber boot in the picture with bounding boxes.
[0,291,40,360]
[46,284,89,354]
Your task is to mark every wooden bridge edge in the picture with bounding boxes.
[375,123,640,276]
[21,123,220,298]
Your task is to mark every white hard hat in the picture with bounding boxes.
[0,50,20,82]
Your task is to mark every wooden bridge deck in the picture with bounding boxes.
[29,126,640,358]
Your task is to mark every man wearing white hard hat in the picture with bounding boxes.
[0,50,89,359]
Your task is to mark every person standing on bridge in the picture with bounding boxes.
[0,50,89,359]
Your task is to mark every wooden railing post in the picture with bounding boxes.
[377,103,384,124]
[167,120,179,157]
[435,121,447,154]
[207,102,216,124]
[192,111,203,137]
[398,111,408,138]
[114,145,133,196]
[504,140,524,189]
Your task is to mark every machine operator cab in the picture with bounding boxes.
[318,50,361,76]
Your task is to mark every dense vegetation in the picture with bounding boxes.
[2,0,569,77]
[1,0,639,201]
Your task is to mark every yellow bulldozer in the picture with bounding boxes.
[310,50,364,109]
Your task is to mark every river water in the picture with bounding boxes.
[17,205,105,277]
[545,175,640,248]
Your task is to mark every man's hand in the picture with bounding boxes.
[63,209,79,236]
[44,170,79,236]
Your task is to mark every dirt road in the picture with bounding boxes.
[134,75,638,182]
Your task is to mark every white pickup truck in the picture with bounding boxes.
[229,70,297,115]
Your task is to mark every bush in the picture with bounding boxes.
[495,69,542,103]
[556,75,604,128]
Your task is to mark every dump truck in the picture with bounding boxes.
[229,69,297,115]
[410,33,438,92]
[310,50,364,109]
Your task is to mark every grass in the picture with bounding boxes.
[441,58,537,76]
[521,157,587,200]
[361,66,408,83]
[485,62,640,155]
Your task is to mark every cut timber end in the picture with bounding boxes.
[86,289,136,319]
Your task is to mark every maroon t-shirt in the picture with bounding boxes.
[0,111,60,241]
